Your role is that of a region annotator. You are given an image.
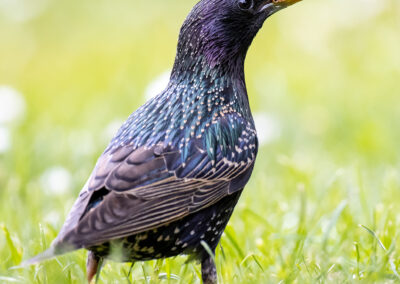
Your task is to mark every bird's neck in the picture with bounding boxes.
[171,54,246,82]
[169,54,252,120]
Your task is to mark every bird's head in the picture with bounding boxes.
[173,0,302,74]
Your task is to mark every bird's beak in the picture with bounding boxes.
[259,0,302,14]
[272,0,302,6]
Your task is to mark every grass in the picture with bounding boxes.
[1,0,400,282]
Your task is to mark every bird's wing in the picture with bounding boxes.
[56,116,257,249]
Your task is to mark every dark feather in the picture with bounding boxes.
[55,123,256,249]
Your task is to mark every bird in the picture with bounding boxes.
[24,0,302,283]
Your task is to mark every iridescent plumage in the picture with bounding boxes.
[25,0,303,283]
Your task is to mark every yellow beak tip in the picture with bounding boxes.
[273,0,302,5]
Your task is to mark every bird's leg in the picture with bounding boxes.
[86,251,102,283]
[201,254,217,284]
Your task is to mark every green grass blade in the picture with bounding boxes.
[1,224,22,265]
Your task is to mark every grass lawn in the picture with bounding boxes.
[1,0,400,282]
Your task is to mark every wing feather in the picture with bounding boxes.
[55,117,257,249]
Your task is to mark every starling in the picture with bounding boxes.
[25,0,302,283]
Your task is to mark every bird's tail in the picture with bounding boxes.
[19,242,76,267]
[19,247,58,267]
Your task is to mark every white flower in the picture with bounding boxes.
[144,70,171,100]
[253,112,281,146]
[40,166,72,195]
[0,86,26,124]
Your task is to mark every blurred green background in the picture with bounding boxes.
[1,0,400,282]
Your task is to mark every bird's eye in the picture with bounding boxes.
[238,0,253,10]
